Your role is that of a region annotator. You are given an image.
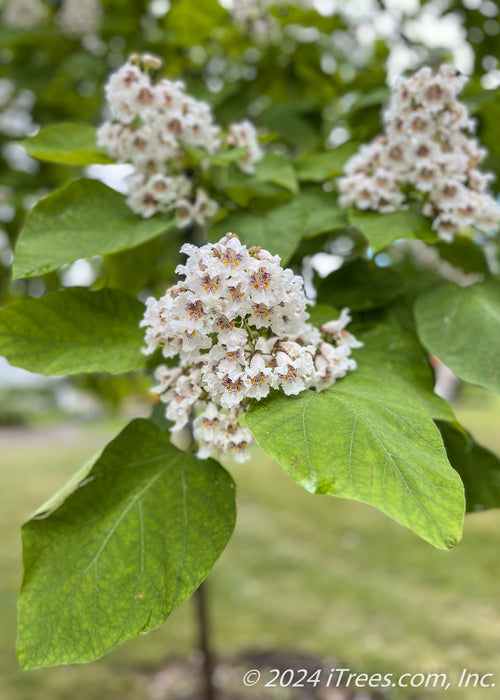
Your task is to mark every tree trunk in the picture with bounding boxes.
[195,581,216,700]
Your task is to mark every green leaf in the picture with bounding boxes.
[347,86,390,114]
[33,451,103,517]
[414,280,500,395]
[247,370,464,549]
[294,143,359,182]
[436,236,490,275]
[18,419,236,668]
[211,153,297,206]
[19,124,113,165]
[208,197,308,264]
[209,189,347,263]
[318,259,407,310]
[211,164,288,207]
[438,421,500,513]
[307,303,339,326]
[253,152,298,193]
[292,188,347,238]
[258,103,320,150]
[463,87,500,115]
[271,3,343,32]
[210,146,249,166]
[13,179,175,279]
[103,229,183,295]
[349,207,437,254]
[165,0,228,44]
[184,145,249,168]
[357,318,454,421]
[0,288,145,375]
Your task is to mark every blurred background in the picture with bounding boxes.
[1,0,500,698]
[3,378,500,700]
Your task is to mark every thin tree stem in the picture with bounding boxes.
[195,581,216,700]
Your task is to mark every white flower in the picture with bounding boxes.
[176,199,194,228]
[192,188,219,227]
[319,307,353,339]
[338,64,500,241]
[57,0,101,38]
[166,396,194,431]
[314,344,356,388]
[227,120,263,174]
[105,63,150,124]
[142,234,361,462]
[245,353,275,399]
[97,122,131,160]
[98,56,264,222]
[152,365,183,395]
[205,345,247,382]
[3,0,47,29]
[274,349,314,395]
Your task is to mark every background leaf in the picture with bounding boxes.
[438,421,500,513]
[165,0,228,45]
[318,258,407,310]
[208,197,308,264]
[436,236,490,275]
[349,207,437,254]
[211,164,290,207]
[247,370,464,549]
[18,419,236,668]
[296,189,347,237]
[258,103,321,150]
[13,179,175,279]
[253,152,298,193]
[19,124,113,165]
[210,153,297,207]
[294,142,359,182]
[0,288,145,375]
[414,279,500,395]
[356,315,454,421]
[307,303,339,326]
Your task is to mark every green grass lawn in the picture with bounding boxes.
[1,391,499,700]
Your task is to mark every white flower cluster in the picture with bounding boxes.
[338,65,500,242]
[141,234,361,463]
[2,0,47,29]
[57,0,101,38]
[97,56,263,223]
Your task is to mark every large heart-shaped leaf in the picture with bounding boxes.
[349,207,437,254]
[0,288,145,375]
[414,280,500,395]
[318,258,408,310]
[208,198,308,264]
[294,142,359,182]
[438,421,500,512]
[13,179,174,279]
[19,123,113,165]
[247,369,464,549]
[18,419,236,668]
[356,317,454,421]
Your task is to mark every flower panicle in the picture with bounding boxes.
[338,64,500,241]
[141,234,361,463]
[97,56,263,224]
